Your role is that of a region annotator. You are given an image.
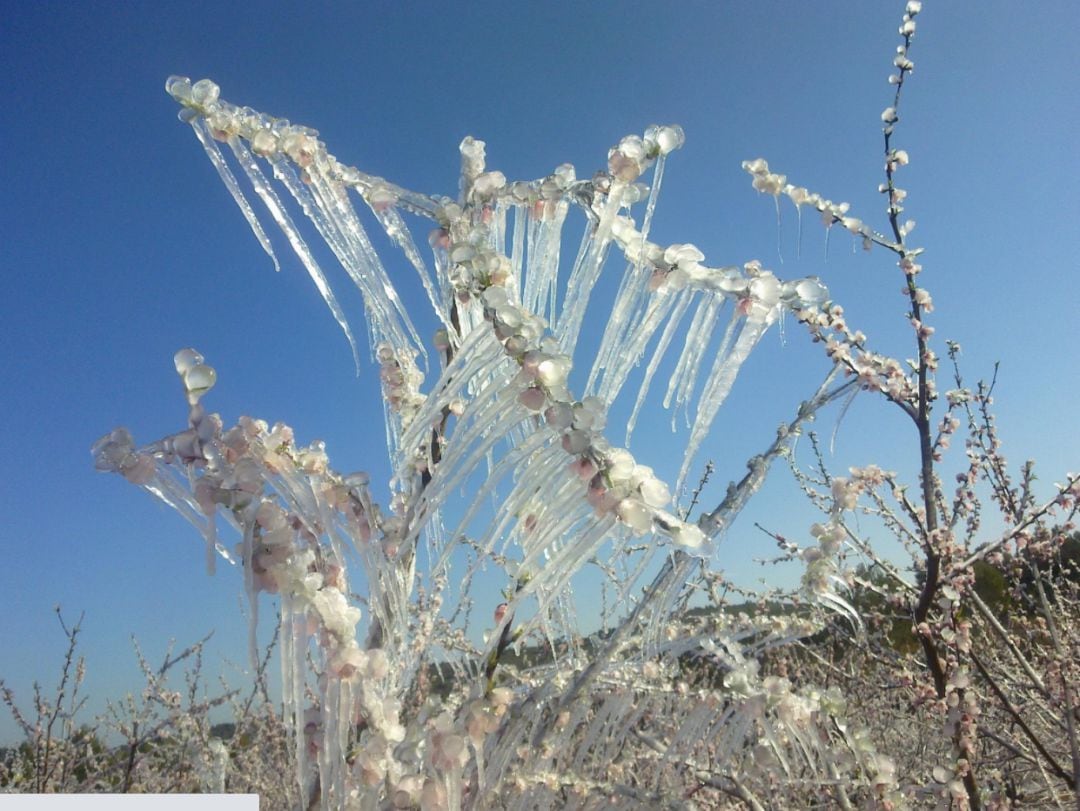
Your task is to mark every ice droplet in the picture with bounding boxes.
[174,348,204,375]
[183,364,217,403]
[191,78,220,106]
[165,75,192,102]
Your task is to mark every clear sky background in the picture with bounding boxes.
[2,2,1077,744]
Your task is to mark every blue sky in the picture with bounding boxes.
[1,2,1077,743]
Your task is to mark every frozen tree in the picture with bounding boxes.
[93,2,1080,808]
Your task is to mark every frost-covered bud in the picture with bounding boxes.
[605,449,636,482]
[282,132,317,167]
[536,356,570,388]
[165,75,193,102]
[518,386,546,412]
[616,498,653,533]
[841,216,863,235]
[669,522,705,549]
[191,78,220,106]
[310,588,362,641]
[392,775,424,809]
[655,125,685,155]
[250,128,278,157]
[367,186,397,212]
[787,186,810,207]
[174,347,204,375]
[608,135,648,182]
[182,363,217,405]
[483,287,510,318]
[638,475,671,508]
[569,456,598,481]
[459,136,486,185]
[544,401,573,430]
[748,272,781,310]
[472,170,506,199]
[561,430,590,454]
[120,454,156,484]
[208,109,239,141]
[429,716,468,773]
[663,243,705,268]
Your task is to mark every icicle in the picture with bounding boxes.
[529,201,568,325]
[587,154,671,395]
[291,604,309,801]
[663,293,716,426]
[230,139,361,371]
[640,154,665,249]
[242,513,259,672]
[555,181,626,353]
[143,467,234,565]
[596,286,679,405]
[586,258,649,396]
[521,204,541,315]
[677,306,773,493]
[615,546,659,606]
[774,194,784,264]
[280,595,295,757]
[395,329,502,476]
[435,430,552,575]
[191,121,281,273]
[517,509,604,607]
[795,203,804,260]
[829,383,860,454]
[474,736,486,797]
[626,288,692,444]
[306,164,426,362]
[269,155,404,362]
[509,203,526,301]
[407,391,529,547]
[642,553,695,655]
[368,200,452,332]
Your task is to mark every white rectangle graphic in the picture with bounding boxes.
[0,796,259,811]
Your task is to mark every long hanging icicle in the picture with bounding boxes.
[305,164,428,363]
[229,137,361,371]
[586,151,667,395]
[366,197,453,332]
[625,287,693,444]
[190,119,281,274]
[676,306,777,492]
[663,293,719,424]
[555,180,626,353]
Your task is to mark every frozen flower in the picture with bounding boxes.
[518,386,546,412]
[310,588,361,641]
[913,287,933,310]
[428,715,468,772]
[669,521,706,550]
[616,498,653,533]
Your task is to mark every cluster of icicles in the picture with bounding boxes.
[89,77,908,809]
[94,349,898,809]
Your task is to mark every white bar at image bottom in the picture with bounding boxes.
[0,796,258,811]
